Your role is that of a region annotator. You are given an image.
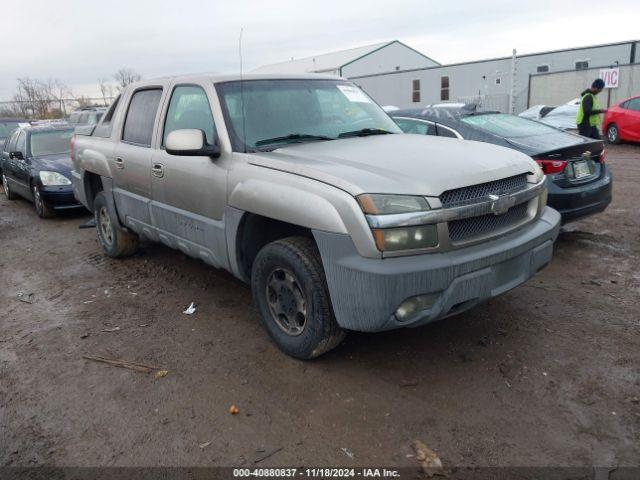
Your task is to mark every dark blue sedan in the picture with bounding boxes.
[1,124,85,218]
[391,104,612,223]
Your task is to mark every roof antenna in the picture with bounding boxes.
[239,27,247,153]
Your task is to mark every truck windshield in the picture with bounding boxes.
[216,79,402,151]
[461,113,560,138]
[30,129,74,156]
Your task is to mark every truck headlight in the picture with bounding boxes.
[39,171,71,186]
[357,194,437,251]
[357,194,430,214]
[372,225,438,251]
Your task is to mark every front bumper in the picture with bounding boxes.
[41,185,84,210]
[547,166,612,223]
[313,207,561,332]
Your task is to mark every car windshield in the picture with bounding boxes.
[0,121,22,139]
[216,79,401,151]
[461,113,559,138]
[30,129,74,156]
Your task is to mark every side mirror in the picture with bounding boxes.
[165,129,220,158]
[9,151,24,160]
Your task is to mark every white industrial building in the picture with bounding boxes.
[256,39,639,114]
[254,40,440,77]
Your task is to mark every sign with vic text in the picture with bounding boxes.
[599,68,619,88]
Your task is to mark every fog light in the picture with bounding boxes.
[395,293,441,322]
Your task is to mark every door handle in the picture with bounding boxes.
[114,157,125,169]
[151,163,164,178]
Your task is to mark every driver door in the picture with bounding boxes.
[150,81,229,268]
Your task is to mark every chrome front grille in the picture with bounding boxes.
[440,174,529,208]
[448,202,529,243]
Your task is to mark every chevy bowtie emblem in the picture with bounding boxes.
[489,194,516,215]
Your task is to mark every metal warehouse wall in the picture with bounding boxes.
[341,42,439,78]
[352,41,636,113]
[529,64,640,108]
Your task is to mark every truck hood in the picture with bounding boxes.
[248,134,538,196]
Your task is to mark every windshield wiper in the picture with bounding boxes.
[254,133,333,148]
[337,128,394,138]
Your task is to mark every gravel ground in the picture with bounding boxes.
[1,144,638,469]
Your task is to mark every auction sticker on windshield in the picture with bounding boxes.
[337,85,371,103]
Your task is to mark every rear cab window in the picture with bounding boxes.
[122,89,163,147]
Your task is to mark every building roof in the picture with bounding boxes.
[253,41,438,74]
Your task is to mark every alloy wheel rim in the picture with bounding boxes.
[608,127,617,142]
[98,206,114,246]
[266,268,307,336]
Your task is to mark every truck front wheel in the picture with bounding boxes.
[94,192,139,258]
[252,236,345,359]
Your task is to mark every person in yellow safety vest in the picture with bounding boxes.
[576,78,608,139]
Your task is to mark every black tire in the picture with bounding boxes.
[32,183,55,218]
[2,172,17,200]
[606,123,620,144]
[252,236,345,360]
[93,191,139,258]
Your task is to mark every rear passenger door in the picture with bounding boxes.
[149,81,229,268]
[113,87,163,231]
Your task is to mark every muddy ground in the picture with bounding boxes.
[1,144,638,469]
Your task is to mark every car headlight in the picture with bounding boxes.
[39,171,71,186]
[357,194,438,251]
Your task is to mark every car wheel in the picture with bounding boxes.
[607,124,620,144]
[32,183,55,218]
[252,236,345,359]
[2,173,17,200]
[94,191,139,258]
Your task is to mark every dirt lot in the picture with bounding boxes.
[1,144,639,469]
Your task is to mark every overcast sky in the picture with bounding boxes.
[1,0,639,100]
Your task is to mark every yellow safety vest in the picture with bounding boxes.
[576,92,602,127]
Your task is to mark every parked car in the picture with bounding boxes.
[519,99,580,130]
[1,124,83,217]
[72,74,560,359]
[67,107,107,127]
[391,104,611,222]
[0,118,30,183]
[602,95,640,144]
[519,104,557,121]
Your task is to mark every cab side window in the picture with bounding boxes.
[122,89,163,147]
[163,85,215,146]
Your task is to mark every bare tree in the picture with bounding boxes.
[98,77,116,106]
[113,68,141,91]
[10,78,74,119]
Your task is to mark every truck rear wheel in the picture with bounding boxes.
[94,192,139,258]
[252,236,345,359]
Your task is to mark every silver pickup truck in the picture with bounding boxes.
[71,73,560,359]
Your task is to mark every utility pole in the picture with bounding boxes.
[509,48,517,114]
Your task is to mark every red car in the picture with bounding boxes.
[603,95,640,143]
